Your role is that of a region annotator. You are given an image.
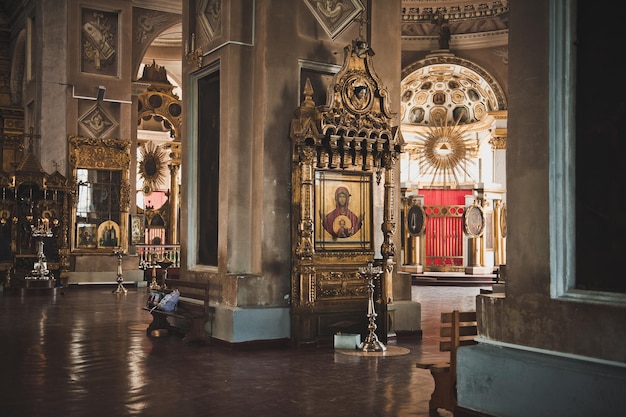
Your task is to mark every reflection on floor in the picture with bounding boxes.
[0,283,488,417]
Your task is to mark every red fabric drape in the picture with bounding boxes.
[419,189,469,269]
[419,189,467,206]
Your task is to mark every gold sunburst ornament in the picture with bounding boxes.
[415,116,477,187]
[138,141,167,193]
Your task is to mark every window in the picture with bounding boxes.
[76,169,121,226]
[550,0,626,302]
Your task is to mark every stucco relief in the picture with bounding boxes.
[81,8,117,75]
[303,0,365,39]
[79,104,118,139]
[199,0,222,40]
[135,11,170,43]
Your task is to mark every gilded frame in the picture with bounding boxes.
[97,220,121,248]
[69,135,131,252]
[406,203,426,236]
[464,203,485,237]
[314,171,372,250]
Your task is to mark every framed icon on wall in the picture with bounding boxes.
[406,203,426,236]
[464,203,485,237]
[97,220,120,248]
[77,223,97,249]
[130,214,145,246]
[314,171,372,250]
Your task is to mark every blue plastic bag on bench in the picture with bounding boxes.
[157,289,180,312]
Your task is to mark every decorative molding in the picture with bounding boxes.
[132,0,182,14]
[401,1,509,24]
[402,29,508,50]
[68,136,130,171]
[489,136,506,150]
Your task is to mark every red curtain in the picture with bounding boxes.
[419,189,467,206]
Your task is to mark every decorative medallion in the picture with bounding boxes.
[79,104,117,138]
[138,141,168,192]
[464,203,485,237]
[341,74,374,114]
[430,107,447,123]
[303,0,365,39]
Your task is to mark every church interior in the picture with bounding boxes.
[0,1,624,416]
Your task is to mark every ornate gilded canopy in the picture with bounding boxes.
[291,38,402,182]
[289,37,402,345]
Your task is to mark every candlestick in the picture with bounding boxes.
[358,261,386,352]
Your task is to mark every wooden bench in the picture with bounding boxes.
[416,310,478,413]
[144,278,211,343]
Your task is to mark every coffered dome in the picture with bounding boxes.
[401,60,501,127]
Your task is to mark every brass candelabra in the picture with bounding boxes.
[185,33,203,68]
[358,261,386,352]
[112,249,127,294]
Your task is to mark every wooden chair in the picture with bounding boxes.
[416,310,478,413]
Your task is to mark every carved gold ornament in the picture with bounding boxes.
[415,116,477,187]
[138,142,167,192]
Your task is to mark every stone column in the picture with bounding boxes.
[167,142,181,245]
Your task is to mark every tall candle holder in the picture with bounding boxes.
[26,219,54,280]
[112,249,127,294]
[185,33,203,68]
[148,252,160,290]
[358,261,386,352]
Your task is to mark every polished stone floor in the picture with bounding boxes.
[0,282,487,417]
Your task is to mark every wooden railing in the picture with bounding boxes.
[136,244,181,268]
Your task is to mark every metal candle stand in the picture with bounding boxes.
[112,249,127,294]
[156,260,173,290]
[358,261,386,352]
[26,222,54,280]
